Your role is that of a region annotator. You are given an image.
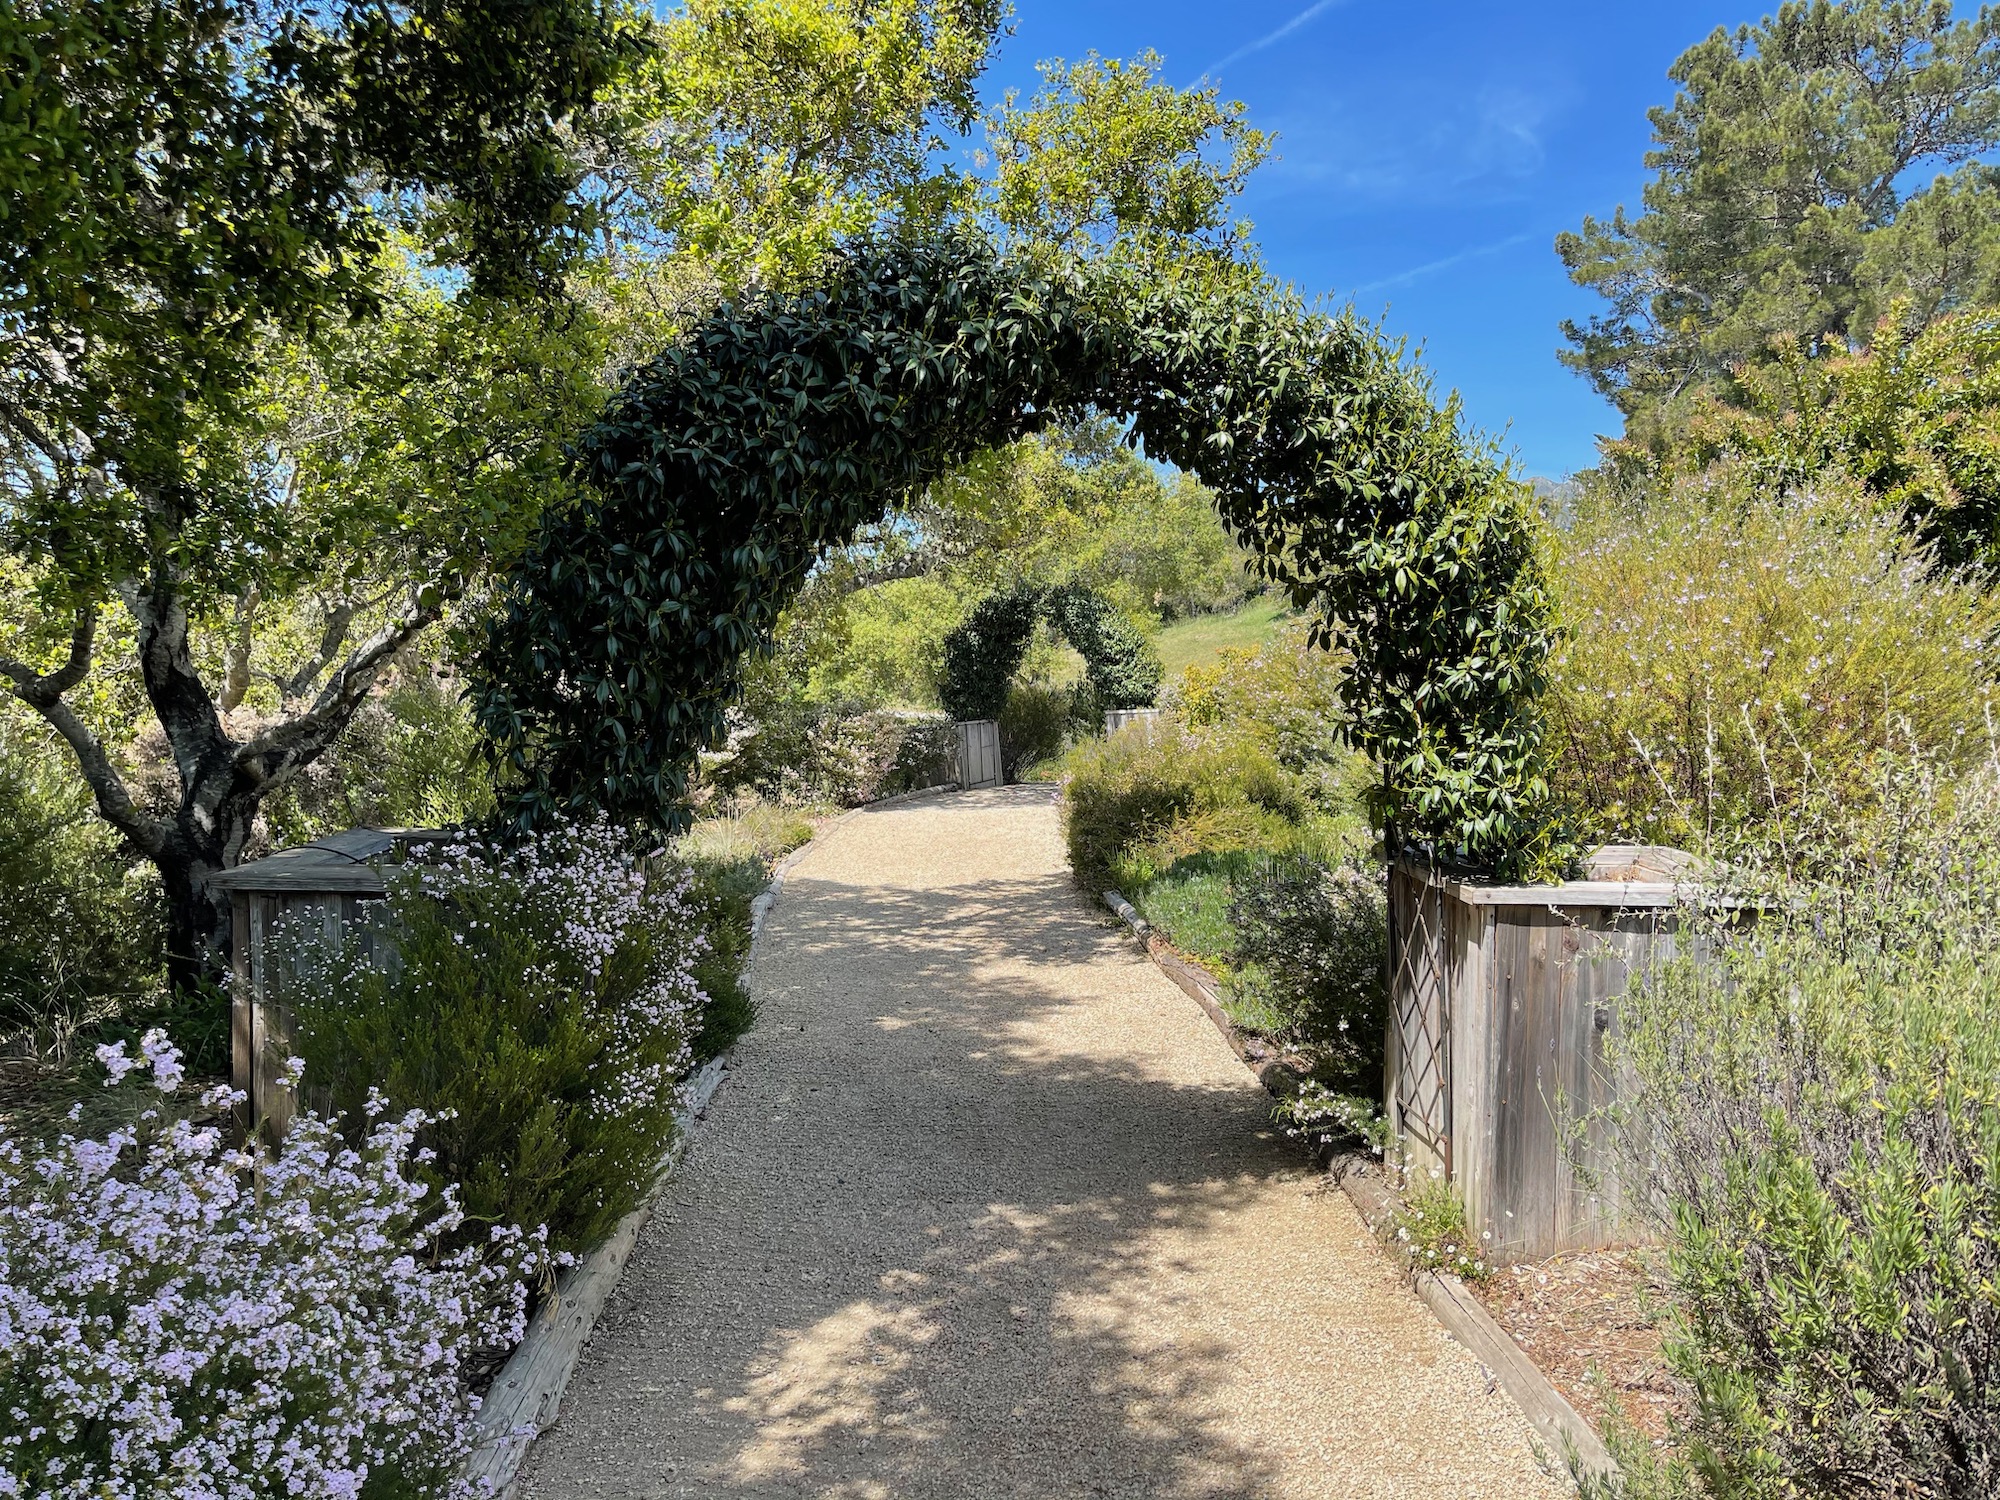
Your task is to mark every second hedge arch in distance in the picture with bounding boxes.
[939,583,1162,724]
[472,235,1561,872]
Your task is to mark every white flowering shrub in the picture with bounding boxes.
[1388,1172,1493,1286]
[1273,1082,1392,1157]
[287,820,707,1254]
[0,1033,533,1500]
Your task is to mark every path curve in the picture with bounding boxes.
[520,786,1569,1499]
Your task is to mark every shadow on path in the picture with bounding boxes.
[519,787,1561,1500]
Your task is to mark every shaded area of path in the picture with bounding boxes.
[520,787,1569,1500]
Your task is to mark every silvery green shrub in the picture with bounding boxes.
[1611,750,2000,1498]
[0,1034,535,1499]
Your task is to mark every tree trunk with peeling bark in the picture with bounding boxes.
[3,565,444,992]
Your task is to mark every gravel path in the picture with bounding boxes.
[520,786,1571,1500]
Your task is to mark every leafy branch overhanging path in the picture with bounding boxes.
[521,787,1569,1499]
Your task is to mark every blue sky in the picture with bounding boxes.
[980,2,1754,479]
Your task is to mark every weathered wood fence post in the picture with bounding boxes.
[1385,844,1704,1264]
[209,829,441,1141]
[954,719,1003,789]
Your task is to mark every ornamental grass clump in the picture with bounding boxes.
[287,820,707,1255]
[1611,748,2000,1498]
[0,1033,534,1499]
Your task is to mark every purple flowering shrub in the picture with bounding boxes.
[0,1033,534,1499]
[286,821,708,1254]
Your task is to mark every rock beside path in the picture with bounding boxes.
[520,786,1570,1500]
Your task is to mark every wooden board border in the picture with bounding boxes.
[1100,887,1619,1491]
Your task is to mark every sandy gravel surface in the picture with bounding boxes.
[520,786,1571,1500]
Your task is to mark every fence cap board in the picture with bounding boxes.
[1396,844,1704,909]
[208,828,450,894]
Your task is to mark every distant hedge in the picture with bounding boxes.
[938,582,1160,722]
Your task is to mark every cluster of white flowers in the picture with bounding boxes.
[310,818,709,1124]
[0,1033,536,1499]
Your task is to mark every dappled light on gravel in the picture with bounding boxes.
[520,787,1567,1500]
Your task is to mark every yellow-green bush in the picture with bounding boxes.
[1546,473,2000,850]
[1173,621,1374,811]
[1061,722,1310,895]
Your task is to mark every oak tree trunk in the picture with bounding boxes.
[3,572,443,994]
[156,794,261,994]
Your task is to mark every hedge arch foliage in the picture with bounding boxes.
[471,235,1560,869]
[939,582,1162,723]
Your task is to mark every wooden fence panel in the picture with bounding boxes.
[1387,856,1694,1264]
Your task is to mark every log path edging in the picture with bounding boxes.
[1098,886,1618,1487]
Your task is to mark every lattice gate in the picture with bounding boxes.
[1387,865,1451,1174]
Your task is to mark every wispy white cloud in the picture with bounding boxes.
[1261,80,1572,204]
[1351,231,1537,295]
[1191,0,1350,85]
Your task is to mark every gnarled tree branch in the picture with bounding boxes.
[1,606,166,856]
[217,584,260,713]
[238,586,454,785]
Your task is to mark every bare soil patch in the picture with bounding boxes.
[1474,1249,1683,1445]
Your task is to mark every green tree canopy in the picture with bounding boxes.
[0,0,634,984]
[0,0,1283,988]
[938,581,1161,722]
[1606,301,2000,570]
[1559,0,2000,419]
[986,49,1271,260]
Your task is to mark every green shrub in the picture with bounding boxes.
[1120,854,1246,964]
[287,822,706,1254]
[1063,719,1313,894]
[0,719,161,1048]
[709,701,955,808]
[940,585,1042,723]
[1115,801,1309,886]
[1171,618,1370,808]
[881,714,960,795]
[1229,856,1387,1083]
[1390,1174,1493,1285]
[679,858,758,1064]
[1044,581,1162,711]
[1611,752,2000,1497]
[1547,475,1999,850]
[998,682,1090,781]
[263,660,496,844]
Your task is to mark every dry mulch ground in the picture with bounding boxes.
[1474,1249,1685,1446]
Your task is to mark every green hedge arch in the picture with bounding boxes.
[939,582,1161,723]
[471,235,1560,871]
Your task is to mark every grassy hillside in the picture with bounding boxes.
[1153,595,1291,682]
